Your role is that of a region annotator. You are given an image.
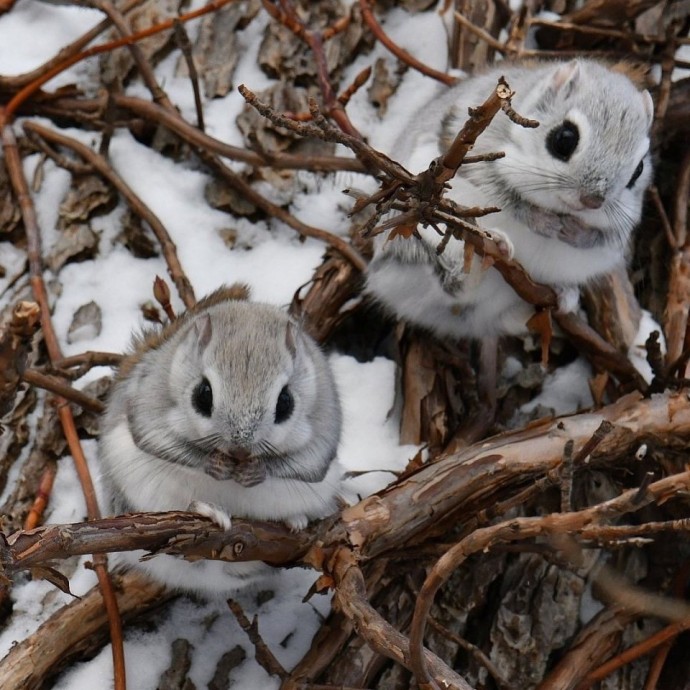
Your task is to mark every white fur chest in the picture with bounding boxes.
[100,418,342,523]
[98,414,343,595]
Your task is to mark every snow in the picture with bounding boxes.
[520,358,594,417]
[0,4,100,80]
[0,1,665,688]
[0,3,426,684]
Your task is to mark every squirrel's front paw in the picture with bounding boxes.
[483,228,514,260]
[188,500,232,531]
[285,514,310,532]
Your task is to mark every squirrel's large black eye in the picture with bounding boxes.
[627,159,644,189]
[275,385,294,424]
[192,377,213,417]
[546,120,579,161]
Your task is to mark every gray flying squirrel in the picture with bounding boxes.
[366,59,654,339]
[98,285,343,595]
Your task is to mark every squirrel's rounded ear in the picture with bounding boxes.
[285,321,297,357]
[536,60,581,111]
[193,314,213,353]
[549,60,581,96]
[642,90,654,129]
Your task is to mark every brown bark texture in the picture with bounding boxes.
[0,0,689,689]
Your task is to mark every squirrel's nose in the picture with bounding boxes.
[580,192,605,209]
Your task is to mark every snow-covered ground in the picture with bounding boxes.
[0,2,435,687]
[0,1,663,687]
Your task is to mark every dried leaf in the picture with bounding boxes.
[150,126,189,159]
[46,224,99,272]
[57,175,115,227]
[526,309,552,367]
[313,573,335,593]
[0,164,21,235]
[30,566,74,597]
[236,83,332,156]
[398,447,425,480]
[99,0,185,84]
[205,178,258,216]
[67,301,102,345]
[258,0,366,82]
[73,376,111,437]
[589,372,609,408]
[117,211,159,259]
[386,224,416,242]
[218,228,238,249]
[176,0,261,99]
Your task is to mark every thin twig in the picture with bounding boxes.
[360,0,458,86]
[49,351,123,381]
[173,18,205,132]
[0,0,142,91]
[198,148,367,271]
[649,185,676,249]
[560,440,575,513]
[580,615,690,689]
[53,352,124,369]
[21,369,105,414]
[454,11,510,54]
[337,65,372,108]
[23,121,197,309]
[24,128,94,175]
[23,465,57,531]
[438,78,521,181]
[427,617,510,690]
[264,0,362,137]
[527,17,661,44]
[99,87,118,158]
[227,599,288,679]
[643,563,690,689]
[407,470,690,688]
[114,94,366,173]
[332,551,473,690]
[0,0,239,124]
[664,147,690,363]
[1,122,126,690]
[673,146,690,249]
[653,23,679,138]
[573,420,614,464]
